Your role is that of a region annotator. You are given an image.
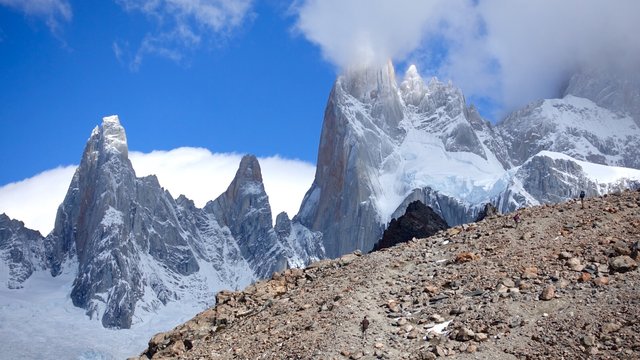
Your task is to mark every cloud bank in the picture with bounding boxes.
[114,0,254,69]
[0,0,72,33]
[0,149,315,235]
[294,0,640,118]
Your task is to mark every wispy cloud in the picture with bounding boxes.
[115,0,254,70]
[0,165,76,236]
[0,0,72,34]
[0,148,315,235]
[294,0,640,119]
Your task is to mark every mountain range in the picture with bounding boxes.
[1,61,640,357]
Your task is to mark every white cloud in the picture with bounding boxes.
[0,149,315,235]
[115,0,254,69]
[0,0,72,33]
[0,166,77,236]
[294,0,640,119]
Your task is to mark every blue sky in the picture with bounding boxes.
[0,0,335,185]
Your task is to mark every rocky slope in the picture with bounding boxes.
[137,188,640,360]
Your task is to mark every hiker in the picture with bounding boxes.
[361,316,370,339]
[513,212,521,229]
[579,190,586,209]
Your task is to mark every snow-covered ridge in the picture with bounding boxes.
[533,150,640,184]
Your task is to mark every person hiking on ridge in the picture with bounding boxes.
[361,316,370,340]
[513,212,521,229]
[579,190,586,209]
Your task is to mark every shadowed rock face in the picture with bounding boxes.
[0,214,45,289]
[372,200,449,252]
[205,155,288,279]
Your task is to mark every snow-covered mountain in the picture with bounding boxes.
[297,62,640,257]
[2,116,324,331]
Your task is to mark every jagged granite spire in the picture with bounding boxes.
[206,155,288,278]
[297,62,504,258]
[45,116,200,328]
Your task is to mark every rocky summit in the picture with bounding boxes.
[137,189,640,360]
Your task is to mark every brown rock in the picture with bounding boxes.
[566,257,584,271]
[522,266,538,279]
[558,251,573,260]
[500,278,516,288]
[593,277,610,286]
[581,334,596,347]
[602,322,621,334]
[424,285,439,294]
[578,272,592,282]
[540,285,555,301]
[455,252,479,263]
[455,327,475,341]
[609,256,638,273]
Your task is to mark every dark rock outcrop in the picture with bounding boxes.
[475,203,499,222]
[372,201,448,252]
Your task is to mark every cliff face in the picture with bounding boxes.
[0,214,46,289]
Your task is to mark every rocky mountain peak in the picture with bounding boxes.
[562,69,640,126]
[400,64,427,107]
[99,115,129,158]
[340,60,398,103]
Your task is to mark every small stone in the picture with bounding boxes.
[558,278,570,288]
[475,333,488,342]
[496,284,509,293]
[578,272,592,282]
[593,277,609,286]
[466,344,478,353]
[407,329,420,339]
[522,266,538,279]
[455,252,478,263]
[434,346,447,357]
[424,285,439,294]
[581,334,596,347]
[374,343,384,349]
[500,278,516,288]
[430,314,445,323]
[566,257,584,271]
[455,328,475,342]
[403,324,414,333]
[559,251,573,260]
[609,256,638,273]
[602,323,621,334]
[540,285,555,301]
[612,240,631,256]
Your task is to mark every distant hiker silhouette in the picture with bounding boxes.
[513,212,521,229]
[361,316,370,339]
[579,190,586,209]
